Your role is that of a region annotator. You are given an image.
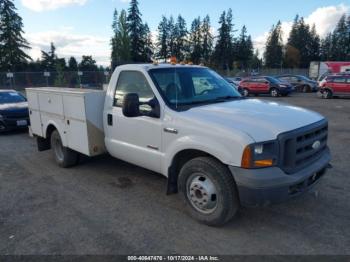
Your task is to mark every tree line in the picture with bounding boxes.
[111,0,258,71]
[264,14,350,69]
[0,0,349,74]
[0,0,102,73]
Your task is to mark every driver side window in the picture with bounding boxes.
[114,71,154,108]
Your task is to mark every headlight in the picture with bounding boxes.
[241,141,279,169]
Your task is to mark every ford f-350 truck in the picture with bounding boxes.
[26,64,331,226]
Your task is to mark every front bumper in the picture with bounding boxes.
[0,118,29,132]
[229,148,331,207]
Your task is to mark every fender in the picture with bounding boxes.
[161,134,250,177]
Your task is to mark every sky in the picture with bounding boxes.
[14,0,350,66]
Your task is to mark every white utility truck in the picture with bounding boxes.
[27,64,331,226]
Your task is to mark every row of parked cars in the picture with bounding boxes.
[226,73,350,98]
[0,71,349,133]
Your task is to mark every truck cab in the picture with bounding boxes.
[27,64,331,226]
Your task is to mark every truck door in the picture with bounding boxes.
[104,70,162,173]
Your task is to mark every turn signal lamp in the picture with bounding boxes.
[254,159,274,167]
[241,146,252,169]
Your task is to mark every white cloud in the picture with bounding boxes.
[26,28,110,66]
[21,0,87,12]
[253,4,350,56]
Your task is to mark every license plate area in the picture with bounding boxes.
[17,120,27,126]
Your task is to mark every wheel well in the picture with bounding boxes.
[167,149,220,195]
[46,124,57,146]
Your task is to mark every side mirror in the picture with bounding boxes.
[122,93,140,117]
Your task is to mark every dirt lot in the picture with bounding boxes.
[0,93,349,255]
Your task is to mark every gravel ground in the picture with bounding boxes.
[0,93,349,255]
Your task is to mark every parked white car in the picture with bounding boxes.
[26,64,331,226]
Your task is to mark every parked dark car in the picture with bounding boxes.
[239,76,294,97]
[224,77,243,94]
[0,90,29,132]
[276,75,318,92]
[226,77,242,85]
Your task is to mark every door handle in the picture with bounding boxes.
[107,114,113,126]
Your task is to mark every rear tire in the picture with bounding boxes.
[178,157,239,226]
[242,88,249,97]
[50,130,79,168]
[322,89,333,99]
[302,85,310,93]
[270,88,280,97]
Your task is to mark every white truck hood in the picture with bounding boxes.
[183,99,324,142]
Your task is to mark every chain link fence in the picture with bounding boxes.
[0,68,312,91]
[218,68,310,78]
[0,71,110,91]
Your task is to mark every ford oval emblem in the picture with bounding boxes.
[312,140,321,150]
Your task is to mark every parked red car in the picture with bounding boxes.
[320,75,350,99]
[239,76,294,97]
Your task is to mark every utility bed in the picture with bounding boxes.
[26,87,107,156]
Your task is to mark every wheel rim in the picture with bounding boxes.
[271,89,278,97]
[323,91,329,98]
[186,173,218,214]
[243,89,249,97]
[53,135,64,162]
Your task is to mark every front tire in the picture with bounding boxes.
[178,157,239,226]
[50,130,79,168]
[270,88,280,97]
[242,88,249,97]
[302,85,310,93]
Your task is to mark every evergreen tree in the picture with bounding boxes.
[41,43,57,71]
[79,56,98,71]
[68,57,78,71]
[264,21,283,68]
[284,15,301,67]
[189,17,202,64]
[284,16,320,68]
[308,24,320,62]
[212,9,235,70]
[156,16,169,61]
[331,14,349,61]
[111,9,131,69]
[201,15,213,63]
[173,15,188,61]
[54,61,67,86]
[250,49,262,69]
[236,26,253,69]
[127,0,144,62]
[140,23,153,62]
[320,33,332,60]
[167,16,176,57]
[0,0,31,71]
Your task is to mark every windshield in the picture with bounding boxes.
[265,76,282,84]
[149,67,241,109]
[0,92,26,104]
[298,75,311,81]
